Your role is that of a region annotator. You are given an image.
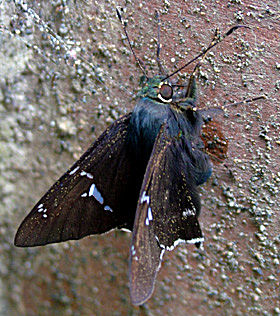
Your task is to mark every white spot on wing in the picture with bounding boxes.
[120,228,131,233]
[69,166,80,175]
[43,214,47,218]
[182,208,196,217]
[37,204,43,209]
[131,245,136,256]
[80,171,94,179]
[81,193,87,197]
[141,191,150,204]
[89,183,104,204]
[148,207,153,221]
[37,208,43,213]
[145,207,153,226]
[104,205,113,212]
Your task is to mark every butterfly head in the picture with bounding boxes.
[138,76,175,104]
[138,75,198,115]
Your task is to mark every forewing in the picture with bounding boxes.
[15,114,136,247]
[130,124,203,305]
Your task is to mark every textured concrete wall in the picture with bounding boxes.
[0,0,279,315]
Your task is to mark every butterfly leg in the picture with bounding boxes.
[178,28,221,110]
[175,75,197,111]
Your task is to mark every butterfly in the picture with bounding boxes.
[14,10,247,305]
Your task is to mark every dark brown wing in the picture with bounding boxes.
[129,123,204,305]
[15,114,138,247]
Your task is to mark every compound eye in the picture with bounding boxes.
[158,83,173,102]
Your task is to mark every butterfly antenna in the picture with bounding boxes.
[116,8,148,79]
[155,11,166,76]
[202,95,266,115]
[162,25,250,81]
[172,29,220,90]
[221,95,266,110]
[176,28,221,98]
[192,28,220,76]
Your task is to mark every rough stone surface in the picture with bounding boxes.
[0,0,279,315]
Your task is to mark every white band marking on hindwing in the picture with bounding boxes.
[165,237,205,251]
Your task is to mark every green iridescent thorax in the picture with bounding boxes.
[137,76,165,100]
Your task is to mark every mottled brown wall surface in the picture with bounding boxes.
[0,0,279,315]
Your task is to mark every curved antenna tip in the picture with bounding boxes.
[226,25,250,36]
[116,8,122,22]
